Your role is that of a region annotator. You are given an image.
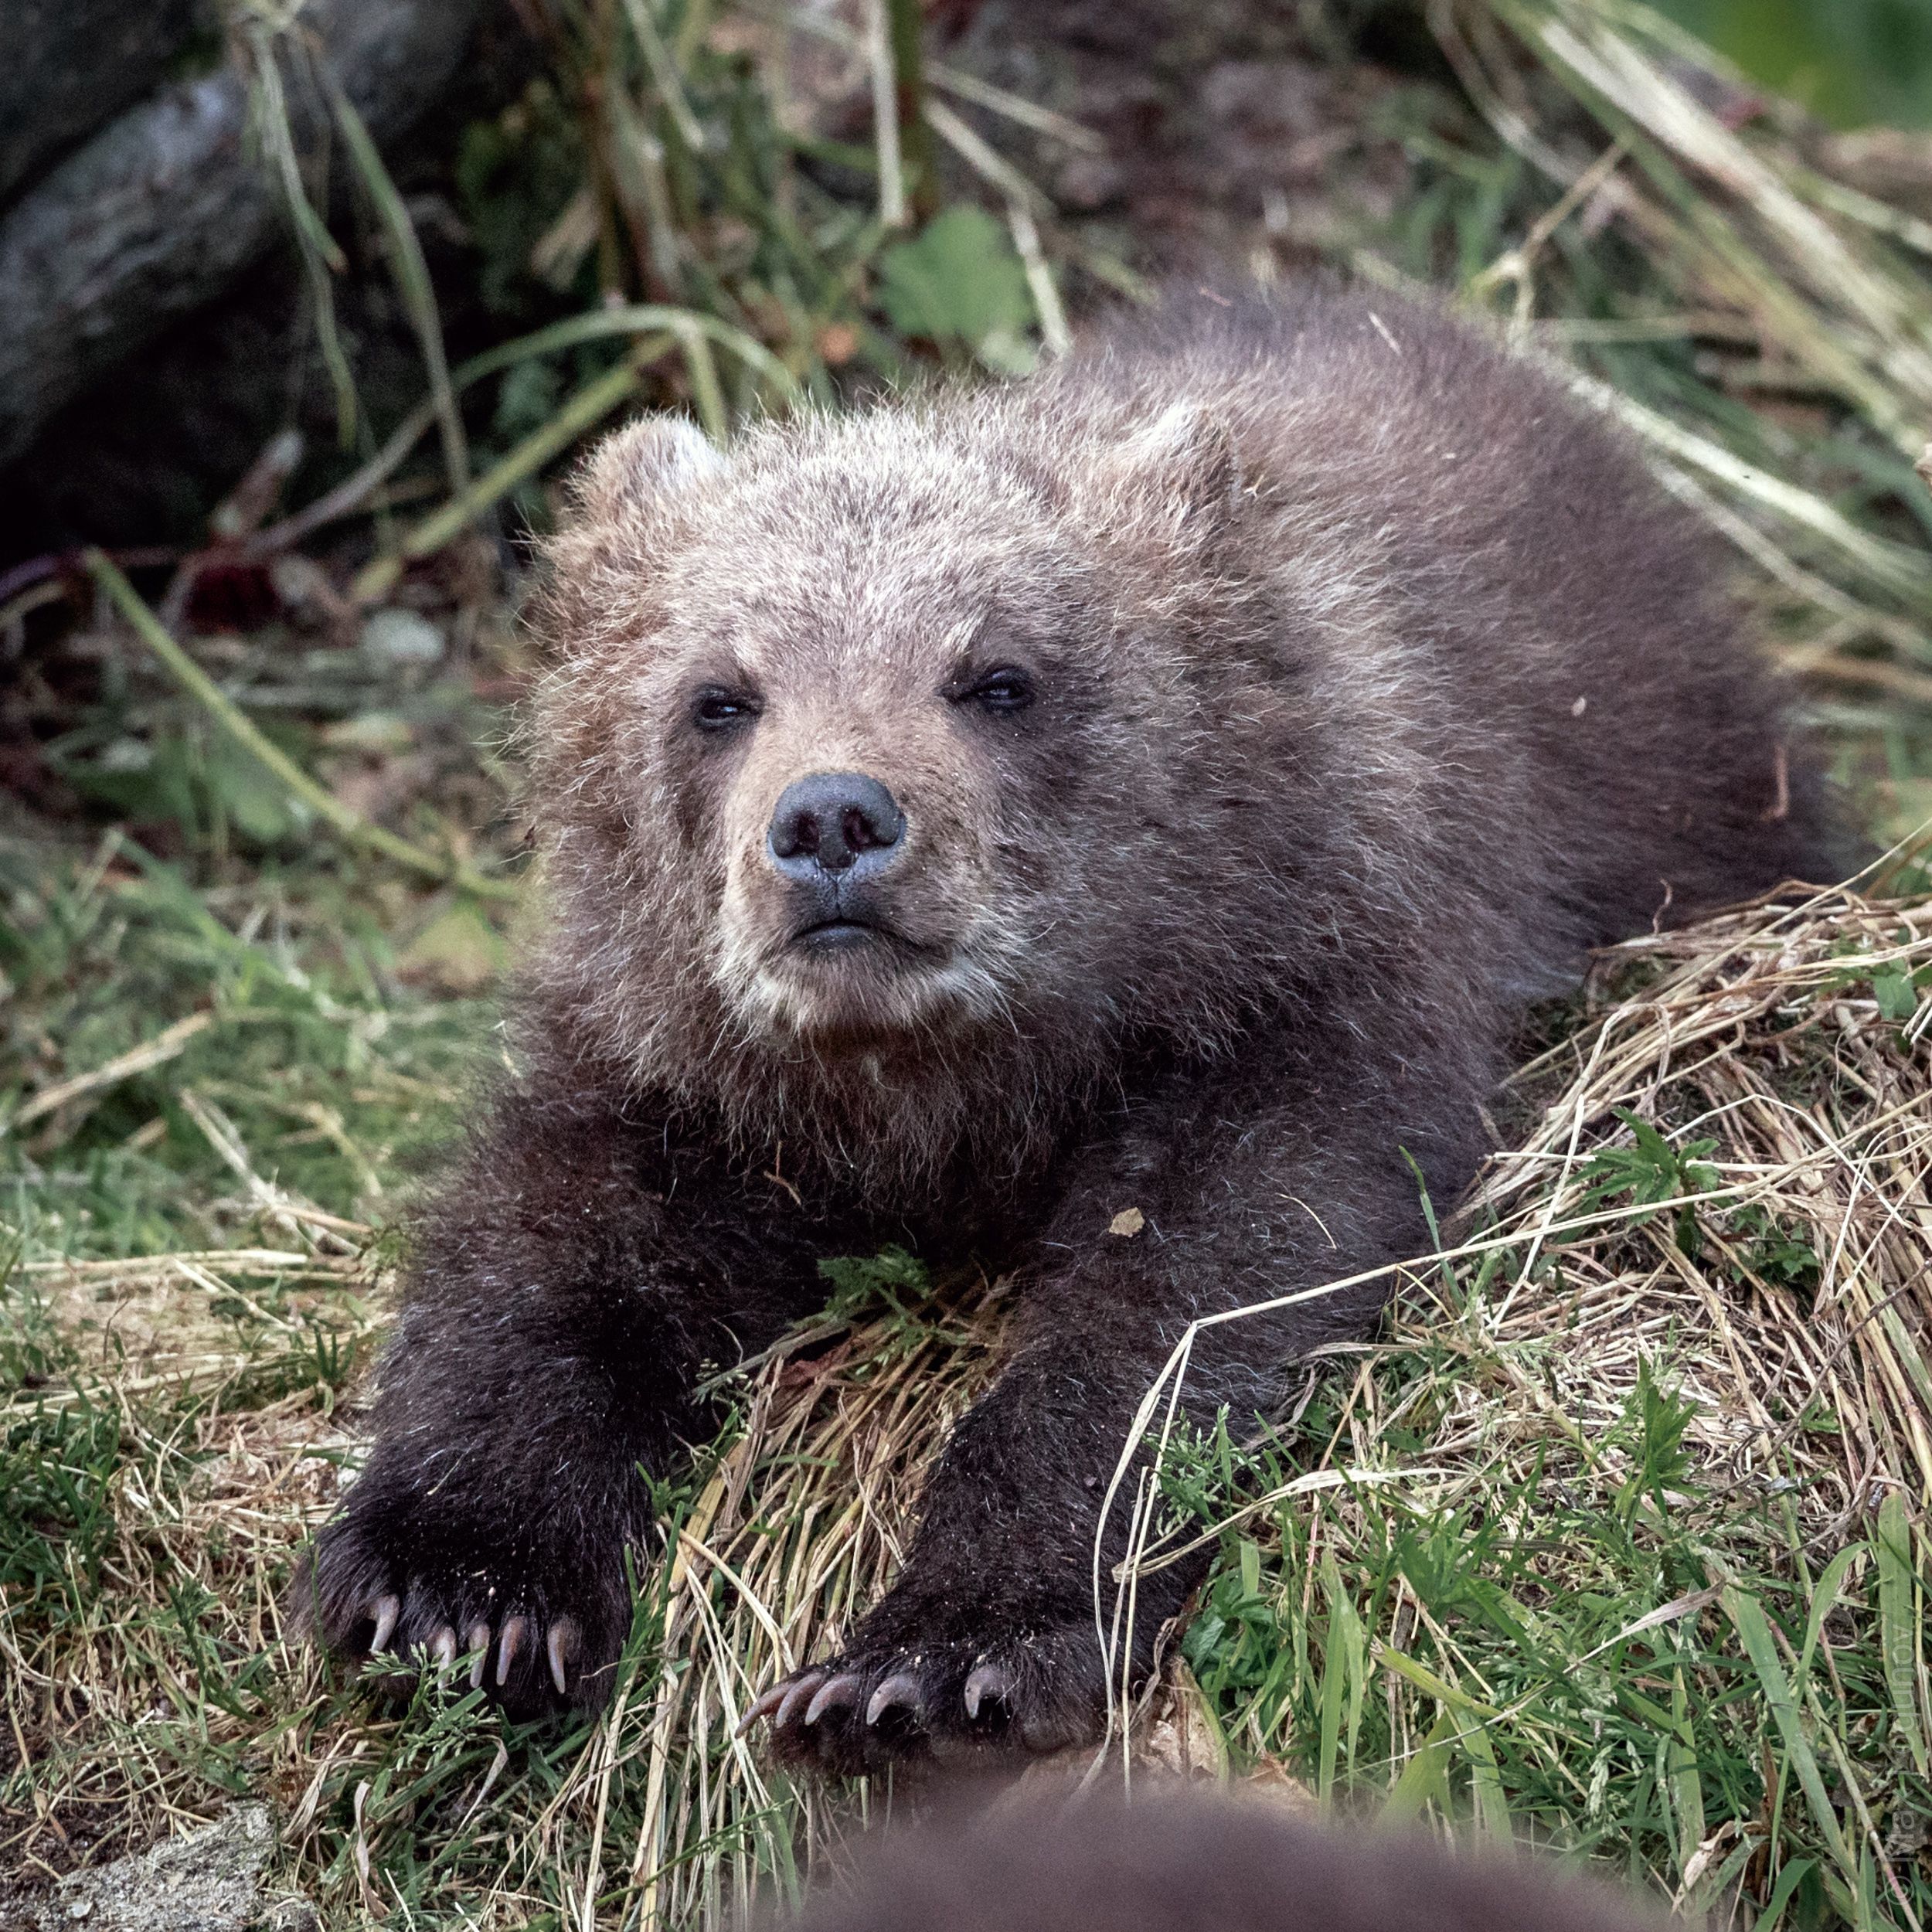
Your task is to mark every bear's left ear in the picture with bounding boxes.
[1090,400,1243,536]
[573,413,725,521]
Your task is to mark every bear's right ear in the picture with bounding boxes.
[1083,400,1243,543]
[575,414,725,519]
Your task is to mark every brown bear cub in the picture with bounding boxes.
[304,284,1838,1770]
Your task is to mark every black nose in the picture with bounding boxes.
[767,771,905,877]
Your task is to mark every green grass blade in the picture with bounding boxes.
[1378,1647,1502,1719]
[1875,1492,1929,1775]
[1317,1557,1349,1805]
[328,84,470,497]
[674,324,730,443]
[1667,1666,1705,1887]
[451,303,801,401]
[1379,1649,1509,1838]
[83,552,519,902]
[1754,1855,1817,1932]
[235,23,356,443]
[1449,1702,1512,1843]
[621,0,706,153]
[1799,1543,1866,1682]
[1383,1707,1457,1824]
[1723,1587,1858,1888]
[352,353,659,602]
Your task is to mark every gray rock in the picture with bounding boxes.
[0,0,488,468]
[360,607,447,668]
[0,0,202,202]
[29,1804,315,1932]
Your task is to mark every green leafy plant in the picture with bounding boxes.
[877,206,1038,372]
[1652,0,1932,129]
[1576,1109,1720,1256]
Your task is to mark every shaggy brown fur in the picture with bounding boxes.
[778,1787,1671,1932]
[301,284,1841,1768]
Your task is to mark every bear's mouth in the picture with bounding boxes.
[791,913,918,956]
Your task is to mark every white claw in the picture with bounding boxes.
[964,1662,1012,1720]
[805,1675,861,1725]
[431,1625,457,1672]
[774,1671,825,1729]
[496,1614,529,1687]
[865,1674,921,1726]
[369,1594,400,1654]
[736,1680,792,1736]
[547,1617,579,1696]
[466,1622,492,1690]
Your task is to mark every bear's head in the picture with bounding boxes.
[528,393,1325,1194]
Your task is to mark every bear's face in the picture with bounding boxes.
[581,415,1123,1052]
[691,583,1061,1049]
[533,400,1306,1172]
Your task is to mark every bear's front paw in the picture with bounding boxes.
[298,1482,638,1719]
[747,1610,1138,1774]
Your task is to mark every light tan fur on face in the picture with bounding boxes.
[526,407,1148,1198]
[528,376,1366,1198]
[708,631,1018,1045]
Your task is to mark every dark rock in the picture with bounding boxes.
[0,0,488,468]
[0,0,204,202]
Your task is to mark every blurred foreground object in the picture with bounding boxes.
[782,1787,1668,1932]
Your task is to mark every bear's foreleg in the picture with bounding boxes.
[298,1080,825,1715]
[759,1021,1493,1770]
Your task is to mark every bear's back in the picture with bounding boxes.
[1035,288,1845,956]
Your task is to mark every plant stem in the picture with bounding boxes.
[351,352,655,602]
[330,85,471,497]
[84,550,521,903]
[885,0,937,223]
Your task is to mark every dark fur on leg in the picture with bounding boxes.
[297,1046,841,1715]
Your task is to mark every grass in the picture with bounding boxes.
[1171,888,1932,1930]
[5,0,1932,1924]
[5,845,1930,1930]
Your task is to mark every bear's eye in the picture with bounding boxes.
[692,688,760,731]
[961,668,1036,715]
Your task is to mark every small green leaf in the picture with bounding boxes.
[1577,1108,1719,1249]
[877,206,1034,356]
[815,1246,932,1322]
[1871,966,1918,1024]
[1238,1536,1262,1599]
[397,904,509,994]
[974,324,1037,378]
[207,737,301,845]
